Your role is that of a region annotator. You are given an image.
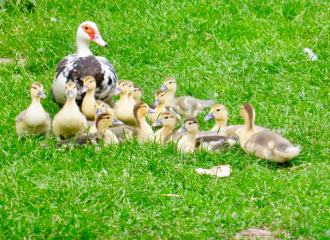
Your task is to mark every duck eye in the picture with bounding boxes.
[85,26,89,30]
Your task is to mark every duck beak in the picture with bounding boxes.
[160,85,167,90]
[238,114,242,118]
[67,90,74,99]
[154,98,160,106]
[203,112,215,121]
[81,85,89,93]
[177,125,187,133]
[115,88,122,95]
[91,33,108,47]
[151,119,163,127]
[96,108,103,116]
[112,118,124,125]
[38,90,46,99]
[148,108,156,113]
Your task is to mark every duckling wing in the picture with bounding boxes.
[15,110,27,122]
[195,136,236,152]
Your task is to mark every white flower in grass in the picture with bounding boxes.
[51,17,57,22]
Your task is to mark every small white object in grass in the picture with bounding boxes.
[161,194,181,197]
[214,92,219,97]
[303,48,318,61]
[51,17,57,22]
[0,9,6,12]
[195,165,231,177]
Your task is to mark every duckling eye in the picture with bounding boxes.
[107,117,110,119]
[90,81,92,83]
[189,122,191,125]
[33,87,36,89]
[102,105,104,107]
[165,116,168,119]
[217,109,220,112]
[74,86,76,89]
[169,82,172,84]
[134,90,136,92]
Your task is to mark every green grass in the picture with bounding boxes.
[0,0,330,238]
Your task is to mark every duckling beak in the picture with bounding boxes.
[81,85,89,93]
[148,108,156,113]
[203,112,215,121]
[38,91,46,99]
[238,114,242,118]
[160,85,167,90]
[154,98,160,106]
[112,119,124,125]
[96,108,103,116]
[177,125,187,133]
[67,90,74,99]
[151,119,163,127]
[115,88,122,95]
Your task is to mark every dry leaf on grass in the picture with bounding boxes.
[0,57,26,64]
[195,165,231,178]
[235,228,272,240]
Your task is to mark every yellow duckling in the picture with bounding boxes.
[133,101,156,142]
[151,111,178,143]
[133,85,143,103]
[237,103,300,163]
[54,113,124,148]
[150,89,181,124]
[81,76,97,121]
[15,82,51,140]
[177,118,236,153]
[52,82,87,140]
[126,80,136,107]
[160,78,214,117]
[113,80,135,125]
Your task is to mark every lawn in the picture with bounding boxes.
[0,0,329,238]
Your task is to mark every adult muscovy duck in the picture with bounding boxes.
[51,21,117,107]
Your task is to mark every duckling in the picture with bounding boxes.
[126,80,136,106]
[151,111,178,143]
[204,104,266,137]
[52,82,87,140]
[150,90,181,124]
[133,85,143,103]
[113,80,136,125]
[90,100,137,140]
[15,82,51,140]
[81,76,97,121]
[133,101,156,142]
[237,103,300,163]
[177,118,236,153]
[160,78,214,117]
[54,113,123,148]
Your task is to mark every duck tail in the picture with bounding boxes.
[274,146,301,162]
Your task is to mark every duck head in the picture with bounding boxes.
[115,80,128,96]
[65,82,77,100]
[81,76,96,93]
[96,113,123,130]
[153,89,166,106]
[239,103,255,129]
[151,111,177,128]
[94,100,107,116]
[178,118,198,133]
[133,85,143,102]
[160,78,177,92]
[204,104,228,122]
[126,80,134,96]
[30,82,46,99]
[77,21,107,47]
[133,101,156,119]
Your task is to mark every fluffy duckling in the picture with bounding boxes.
[177,118,236,153]
[55,113,123,148]
[126,80,136,106]
[81,76,97,121]
[237,103,300,163]
[133,101,156,142]
[151,111,178,143]
[52,82,87,140]
[133,85,143,103]
[150,90,181,124]
[15,82,51,140]
[204,104,266,137]
[113,80,136,125]
[90,100,137,140]
[160,78,214,117]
